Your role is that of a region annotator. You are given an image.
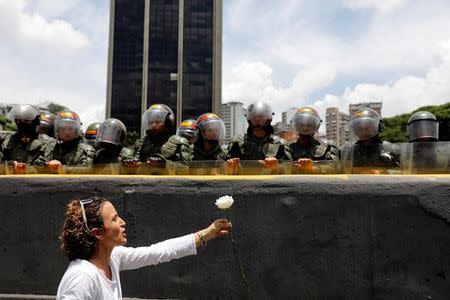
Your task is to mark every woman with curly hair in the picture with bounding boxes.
[57,197,231,299]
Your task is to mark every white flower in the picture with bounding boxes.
[215,195,234,210]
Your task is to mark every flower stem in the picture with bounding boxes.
[226,210,249,292]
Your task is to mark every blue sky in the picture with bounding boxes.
[1,0,450,128]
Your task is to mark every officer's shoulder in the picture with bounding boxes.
[271,135,288,145]
[230,133,246,144]
[29,138,44,151]
[168,135,189,145]
[382,140,400,153]
[79,142,95,153]
[320,138,340,149]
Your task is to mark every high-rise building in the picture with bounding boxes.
[282,108,297,126]
[221,102,247,142]
[325,107,351,145]
[106,0,222,134]
[349,102,382,118]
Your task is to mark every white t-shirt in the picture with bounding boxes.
[57,234,197,300]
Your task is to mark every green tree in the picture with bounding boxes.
[0,115,17,131]
[123,131,140,147]
[380,102,450,142]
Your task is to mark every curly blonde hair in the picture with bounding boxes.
[59,197,108,261]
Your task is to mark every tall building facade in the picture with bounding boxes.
[106,0,222,134]
[349,102,382,118]
[325,107,350,146]
[282,108,297,126]
[221,102,247,142]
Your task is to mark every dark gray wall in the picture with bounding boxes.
[1,175,450,299]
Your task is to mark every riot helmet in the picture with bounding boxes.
[176,119,197,144]
[37,112,56,136]
[407,111,438,142]
[96,118,127,146]
[196,113,225,142]
[350,108,381,140]
[8,104,40,134]
[54,111,81,142]
[85,122,102,146]
[291,107,321,136]
[246,101,273,127]
[141,104,175,134]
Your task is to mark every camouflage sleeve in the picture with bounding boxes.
[327,143,341,160]
[133,139,144,161]
[34,140,56,165]
[75,144,95,166]
[161,135,192,162]
[275,143,292,161]
[226,134,245,159]
[119,147,135,162]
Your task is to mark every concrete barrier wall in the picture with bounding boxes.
[0,175,449,299]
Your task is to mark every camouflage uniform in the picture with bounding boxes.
[193,141,227,161]
[227,133,289,160]
[0,132,43,164]
[38,133,56,144]
[288,136,340,161]
[94,146,134,164]
[134,133,170,162]
[342,136,400,170]
[39,137,95,166]
[161,135,192,163]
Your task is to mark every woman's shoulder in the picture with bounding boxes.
[57,260,99,297]
[62,260,99,280]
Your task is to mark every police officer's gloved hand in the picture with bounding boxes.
[296,158,314,172]
[13,161,28,174]
[147,157,166,168]
[226,158,240,174]
[46,160,62,173]
[122,159,141,168]
[259,157,278,171]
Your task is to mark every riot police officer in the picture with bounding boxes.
[94,118,134,164]
[407,111,439,142]
[159,119,195,164]
[405,111,446,172]
[37,112,56,143]
[134,104,176,169]
[0,104,44,173]
[85,122,102,149]
[192,113,227,161]
[288,107,340,173]
[343,108,399,173]
[226,101,288,174]
[38,111,95,171]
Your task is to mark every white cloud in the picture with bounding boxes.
[223,61,336,121]
[0,0,107,131]
[312,39,450,119]
[342,0,409,14]
[0,0,89,57]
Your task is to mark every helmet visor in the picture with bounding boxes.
[96,125,123,146]
[55,119,80,140]
[176,128,198,144]
[9,105,39,122]
[292,113,320,135]
[407,120,438,142]
[199,119,225,141]
[142,110,168,132]
[247,103,273,121]
[351,118,379,140]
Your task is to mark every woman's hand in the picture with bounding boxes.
[195,219,232,247]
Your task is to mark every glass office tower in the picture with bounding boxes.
[106,0,222,134]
